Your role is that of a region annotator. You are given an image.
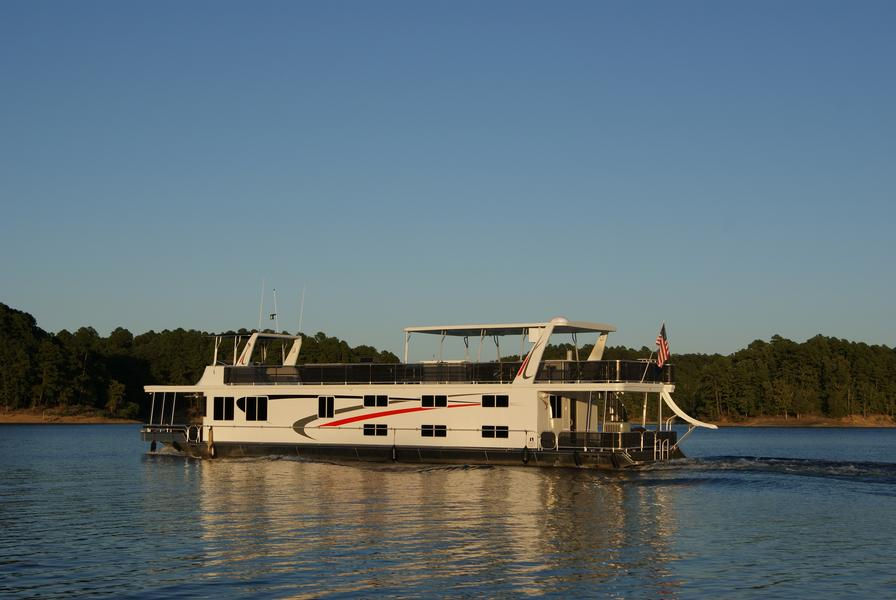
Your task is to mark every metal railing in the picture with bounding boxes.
[223,360,674,386]
[558,430,677,451]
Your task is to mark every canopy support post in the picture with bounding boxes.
[586,391,593,432]
[404,332,410,364]
[642,392,648,429]
[601,391,607,433]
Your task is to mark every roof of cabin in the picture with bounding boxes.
[404,317,615,337]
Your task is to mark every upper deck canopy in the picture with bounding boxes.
[404,318,616,337]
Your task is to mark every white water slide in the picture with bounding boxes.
[661,390,718,430]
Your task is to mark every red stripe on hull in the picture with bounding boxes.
[321,403,477,427]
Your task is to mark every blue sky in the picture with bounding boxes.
[1,0,894,356]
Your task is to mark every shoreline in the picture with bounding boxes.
[0,409,140,425]
[712,414,895,428]
[1,409,893,428]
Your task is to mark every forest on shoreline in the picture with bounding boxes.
[2,303,895,422]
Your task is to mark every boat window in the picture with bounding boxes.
[363,424,388,436]
[550,395,562,419]
[422,395,447,407]
[482,425,509,438]
[213,396,234,421]
[242,396,267,421]
[482,395,509,408]
[318,396,334,418]
[364,395,389,407]
[421,424,447,437]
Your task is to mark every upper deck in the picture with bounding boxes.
[222,359,673,385]
[190,317,671,388]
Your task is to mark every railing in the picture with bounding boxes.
[558,430,677,450]
[223,360,674,386]
[536,360,670,383]
[140,423,189,443]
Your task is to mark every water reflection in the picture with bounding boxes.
[193,459,683,596]
[9,426,895,597]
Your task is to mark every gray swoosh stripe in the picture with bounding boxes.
[291,398,415,439]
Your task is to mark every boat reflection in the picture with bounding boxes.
[194,458,684,596]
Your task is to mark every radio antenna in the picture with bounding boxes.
[298,285,306,333]
[272,288,280,332]
[257,278,265,332]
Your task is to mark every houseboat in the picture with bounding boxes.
[141,317,716,469]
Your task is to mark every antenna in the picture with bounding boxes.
[298,285,306,333]
[257,279,265,332]
[272,288,280,332]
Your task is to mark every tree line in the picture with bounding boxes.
[0,303,397,418]
[2,302,895,420]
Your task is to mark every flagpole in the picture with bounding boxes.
[644,322,665,430]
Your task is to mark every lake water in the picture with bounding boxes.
[1,425,894,598]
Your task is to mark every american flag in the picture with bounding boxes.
[656,324,670,368]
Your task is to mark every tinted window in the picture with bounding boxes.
[318,396,334,418]
[421,424,445,437]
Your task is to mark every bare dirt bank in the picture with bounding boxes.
[0,408,139,424]
[713,414,895,428]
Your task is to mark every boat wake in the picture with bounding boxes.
[644,456,896,485]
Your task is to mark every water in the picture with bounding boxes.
[1,426,894,598]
